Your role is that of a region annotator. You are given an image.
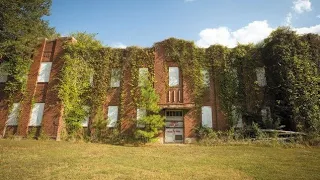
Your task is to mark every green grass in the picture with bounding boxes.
[0,139,319,180]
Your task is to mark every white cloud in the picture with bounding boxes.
[111,42,126,49]
[295,24,320,34]
[317,15,320,18]
[285,12,292,26]
[292,0,311,14]
[184,0,196,2]
[196,20,273,48]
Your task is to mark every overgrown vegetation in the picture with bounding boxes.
[0,0,57,137]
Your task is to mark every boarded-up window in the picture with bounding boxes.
[107,106,118,127]
[138,68,148,87]
[201,70,209,86]
[169,67,179,87]
[256,67,267,87]
[29,103,45,126]
[202,106,212,128]
[38,62,52,82]
[0,74,8,82]
[82,106,90,127]
[7,103,20,126]
[136,108,146,128]
[110,68,121,87]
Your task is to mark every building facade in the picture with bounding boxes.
[0,37,231,143]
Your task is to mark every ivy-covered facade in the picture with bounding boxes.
[0,28,319,142]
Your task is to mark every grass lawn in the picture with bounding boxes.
[0,139,319,180]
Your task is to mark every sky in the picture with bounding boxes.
[46,0,320,48]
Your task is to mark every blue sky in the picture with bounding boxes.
[46,0,320,48]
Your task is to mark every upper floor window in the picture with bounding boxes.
[0,63,8,82]
[0,74,8,83]
[255,67,266,87]
[107,106,118,127]
[38,62,52,83]
[29,103,45,126]
[138,68,148,87]
[201,70,209,86]
[169,67,179,87]
[110,68,121,87]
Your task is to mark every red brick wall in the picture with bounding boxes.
[0,37,228,141]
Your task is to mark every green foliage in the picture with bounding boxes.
[262,27,320,135]
[0,0,57,103]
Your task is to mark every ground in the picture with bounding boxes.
[0,139,319,180]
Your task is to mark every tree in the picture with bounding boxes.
[135,74,165,143]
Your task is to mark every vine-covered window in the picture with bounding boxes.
[201,106,212,128]
[169,67,179,87]
[81,106,90,127]
[136,108,146,128]
[0,73,8,82]
[29,103,45,126]
[255,67,267,87]
[138,68,148,87]
[201,70,209,86]
[7,103,20,126]
[37,62,52,83]
[107,106,118,127]
[110,68,121,87]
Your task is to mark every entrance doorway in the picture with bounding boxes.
[164,110,184,143]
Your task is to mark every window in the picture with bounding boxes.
[110,68,121,87]
[255,67,266,87]
[37,62,52,82]
[29,103,45,126]
[7,103,20,126]
[136,108,146,128]
[82,106,90,127]
[138,68,148,87]
[201,70,209,86]
[0,74,8,83]
[201,106,212,128]
[169,67,179,87]
[89,74,94,87]
[107,106,118,127]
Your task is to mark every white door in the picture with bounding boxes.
[165,110,184,143]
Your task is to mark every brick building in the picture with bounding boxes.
[0,37,232,143]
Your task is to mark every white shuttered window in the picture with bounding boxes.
[107,106,118,127]
[169,67,179,87]
[38,62,52,82]
[7,103,20,126]
[201,106,212,128]
[29,103,45,126]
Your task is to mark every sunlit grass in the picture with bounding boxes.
[0,139,319,180]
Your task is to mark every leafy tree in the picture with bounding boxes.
[0,0,56,98]
[135,74,165,142]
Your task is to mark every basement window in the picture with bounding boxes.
[201,106,212,128]
[29,103,45,126]
[110,68,121,87]
[7,103,20,126]
[37,62,52,83]
[107,106,118,127]
[169,67,179,87]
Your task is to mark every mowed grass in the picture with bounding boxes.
[0,139,319,180]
